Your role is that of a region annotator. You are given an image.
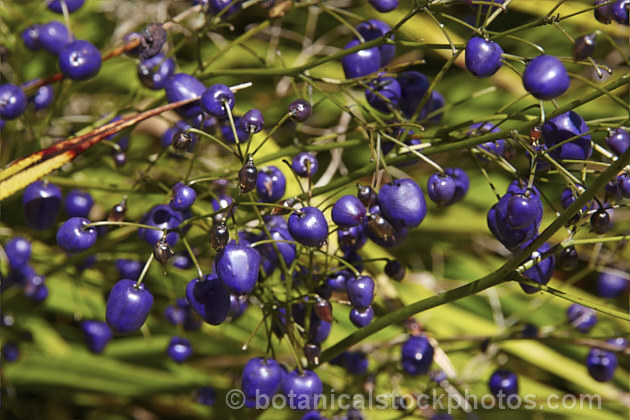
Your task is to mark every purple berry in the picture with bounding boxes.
[572,33,597,60]
[350,306,374,327]
[105,279,154,335]
[443,168,469,205]
[137,53,176,90]
[5,237,31,270]
[596,271,628,298]
[542,111,592,161]
[282,369,323,410]
[47,0,85,13]
[401,335,434,375]
[201,84,235,118]
[465,37,504,78]
[488,369,519,401]
[216,242,261,295]
[80,320,114,354]
[193,386,216,406]
[606,128,629,156]
[288,99,312,122]
[65,189,94,218]
[22,181,63,230]
[356,20,395,66]
[427,173,456,206]
[56,217,98,253]
[256,166,286,202]
[341,39,381,79]
[167,336,193,363]
[594,0,615,24]
[241,109,264,133]
[0,84,27,120]
[2,343,19,362]
[164,73,205,118]
[288,206,329,247]
[138,204,183,247]
[586,347,618,382]
[115,259,143,280]
[292,152,319,177]
[368,0,398,13]
[522,55,570,100]
[566,303,597,333]
[23,274,48,302]
[377,178,427,229]
[58,40,102,80]
[27,84,55,111]
[520,242,556,294]
[346,275,375,310]
[22,25,41,51]
[611,0,630,24]
[185,274,231,325]
[365,76,401,113]
[331,195,366,227]
[241,357,285,408]
[38,21,71,55]
[170,182,197,211]
[398,70,430,119]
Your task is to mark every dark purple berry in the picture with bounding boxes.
[5,237,31,270]
[606,128,629,156]
[520,242,555,293]
[506,193,541,229]
[201,84,235,118]
[338,224,367,253]
[288,206,329,247]
[292,152,319,177]
[216,242,261,295]
[377,178,427,229]
[346,275,375,310]
[488,369,519,401]
[356,20,395,66]
[616,173,630,198]
[397,70,430,119]
[238,156,258,194]
[241,109,264,133]
[208,0,242,15]
[304,343,321,366]
[139,23,168,60]
[0,83,27,120]
[38,21,71,55]
[586,347,618,382]
[331,195,366,227]
[115,259,142,280]
[401,335,434,375]
[357,184,378,207]
[567,303,597,332]
[572,33,597,60]
[65,189,94,218]
[345,351,369,375]
[56,217,98,253]
[47,0,85,13]
[138,204,182,246]
[153,238,173,267]
[256,166,286,202]
[594,0,615,24]
[2,343,19,362]
[542,111,592,161]
[167,336,193,363]
[210,222,229,251]
[80,320,113,354]
[22,25,41,51]
[282,369,323,410]
[170,182,197,211]
[384,259,405,281]
[522,55,570,99]
[341,39,381,79]
[596,271,629,298]
[105,279,154,335]
[365,76,401,113]
[108,200,127,221]
[590,209,611,234]
[58,40,102,80]
[611,0,630,24]
[465,37,504,78]
[23,274,48,302]
[350,306,374,327]
[314,298,333,323]
[171,129,193,153]
[427,173,456,206]
[557,246,578,271]
[193,386,216,406]
[288,99,312,122]
[137,53,176,90]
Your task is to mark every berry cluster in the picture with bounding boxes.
[1,1,628,419]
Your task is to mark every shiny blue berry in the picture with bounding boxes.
[0,84,27,120]
[185,274,231,325]
[58,40,102,80]
[401,335,434,375]
[167,336,193,363]
[465,37,504,78]
[137,53,176,90]
[80,320,114,354]
[341,39,381,79]
[288,206,329,247]
[201,84,235,118]
[522,55,570,100]
[56,217,97,253]
[292,152,319,177]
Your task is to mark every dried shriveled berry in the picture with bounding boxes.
[304,343,321,366]
[171,130,193,154]
[572,33,596,61]
[154,238,173,267]
[140,23,167,59]
[108,200,127,221]
[210,222,229,251]
[590,209,611,234]
[557,246,578,271]
[314,298,333,323]
[238,156,258,194]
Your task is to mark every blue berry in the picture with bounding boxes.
[586,347,617,382]
[292,152,319,177]
[23,274,49,302]
[47,0,85,13]
[164,73,205,118]
[137,53,176,90]
[566,303,597,332]
[401,335,434,375]
[443,168,469,205]
[256,166,286,202]
[22,181,63,230]
[350,306,374,327]
[201,84,235,118]
[22,25,41,51]
[241,108,264,133]
[365,76,401,113]
[115,259,143,280]
[242,357,285,408]
[346,275,375,309]
[105,279,154,335]
[65,189,94,218]
[341,39,381,79]
[288,206,329,247]
[38,21,71,55]
[611,0,630,24]
[356,20,396,66]
[344,351,369,375]
[377,178,427,229]
[522,55,570,99]
[80,320,114,354]
[465,37,504,78]
[2,343,19,362]
[606,128,629,156]
[167,336,193,363]
[331,195,366,227]
[488,369,519,401]
[56,217,98,253]
[427,173,456,206]
[193,386,216,406]
[185,274,231,325]
[216,242,262,295]
[338,224,367,253]
[220,117,249,144]
[138,205,183,247]
[542,111,592,161]
[5,237,31,270]
[0,84,27,120]
[58,40,102,80]
[368,0,398,13]
[282,369,323,410]
[520,242,555,293]
[288,99,312,122]
[170,182,197,211]
[596,271,628,298]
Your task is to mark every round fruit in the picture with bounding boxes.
[341,39,381,79]
[193,386,216,406]
[465,37,504,78]
[566,303,597,332]
[611,0,630,24]
[241,109,264,133]
[616,173,630,198]
[356,20,396,66]
[5,236,31,269]
[137,53,176,90]
[344,351,368,375]
[282,369,323,410]
[292,152,319,177]
[56,217,98,253]
[427,173,456,206]
[349,306,374,328]
[397,70,430,119]
[170,182,197,211]
[542,111,592,161]
[241,357,285,408]
[38,21,71,55]
[138,204,183,246]
[520,242,555,293]
[368,0,398,13]
[384,259,405,281]
[401,335,434,375]
[443,167,470,205]
[115,259,143,280]
[58,40,102,80]
[506,194,541,229]
[256,166,286,202]
[346,275,375,310]
[288,99,312,122]
[606,128,629,156]
[164,73,205,118]
[590,209,611,234]
[80,320,114,354]
[167,336,193,363]
[522,55,570,99]
[22,181,63,230]
[594,0,615,23]
[557,246,578,271]
[28,85,54,111]
[365,76,401,113]
[216,242,262,295]
[338,224,367,253]
[586,347,617,382]
[22,25,41,51]
[47,0,85,13]
[65,189,94,218]
[288,206,329,247]
[105,279,154,335]
[377,178,427,229]
[0,83,28,120]
[201,84,235,118]
[488,369,519,400]
[571,33,596,60]
[596,271,628,298]
[331,195,366,227]
[185,274,231,325]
